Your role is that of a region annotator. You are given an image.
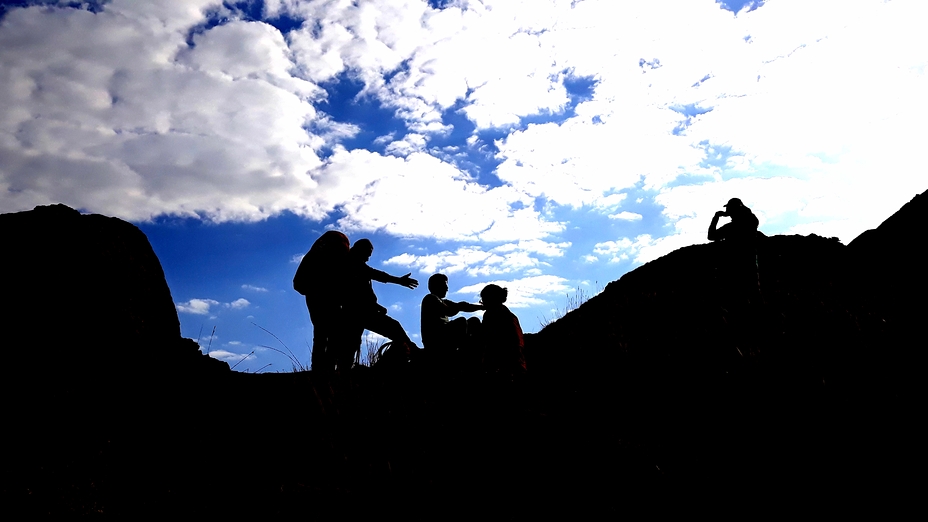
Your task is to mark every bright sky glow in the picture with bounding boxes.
[1,0,925,372]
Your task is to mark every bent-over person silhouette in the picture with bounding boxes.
[294,230,351,373]
[708,198,759,242]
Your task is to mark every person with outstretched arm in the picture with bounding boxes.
[342,238,419,369]
[421,273,483,353]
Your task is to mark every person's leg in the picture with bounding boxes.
[365,313,413,346]
[307,299,333,372]
[329,306,361,371]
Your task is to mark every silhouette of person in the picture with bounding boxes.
[343,238,419,369]
[479,284,526,376]
[708,198,759,242]
[708,198,763,300]
[294,230,351,373]
[421,273,483,353]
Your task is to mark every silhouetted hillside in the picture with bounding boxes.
[3,193,925,515]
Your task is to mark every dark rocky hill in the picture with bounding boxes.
[2,193,924,515]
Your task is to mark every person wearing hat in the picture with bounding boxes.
[708,198,759,242]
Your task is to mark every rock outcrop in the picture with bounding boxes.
[0,204,227,389]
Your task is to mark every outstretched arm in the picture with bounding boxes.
[368,266,419,289]
[391,273,419,290]
[708,210,726,241]
[452,301,484,313]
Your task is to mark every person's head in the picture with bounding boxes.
[428,273,449,297]
[724,198,744,211]
[480,284,508,306]
[315,230,349,254]
[350,238,374,262]
[724,198,750,218]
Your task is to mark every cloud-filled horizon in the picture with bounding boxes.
[2,0,925,372]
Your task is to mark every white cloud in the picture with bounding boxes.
[609,211,643,221]
[226,298,251,310]
[208,349,256,363]
[384,133,427,157]
[0,0,924,249]
[241,285,269,292]
[457,275,570,309]
[176,298,220,315]
[385,239,570,277]
[0,4,332,222]
[317,148,564,241]
[176,297,250,314]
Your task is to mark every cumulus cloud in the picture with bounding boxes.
[226,298,251,310]
[609,212,643,221]
[456,275,571,309]
[317,149,564,241]
[241,285,268,292]
[384,133,427,157]
[385,240,570,277]
[176,298,220,315]
[207,349,255,363]
[1,0,924,248]
[176,297,250,314]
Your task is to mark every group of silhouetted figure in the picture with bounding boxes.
[293,197,757,376]
[294,232,525,377]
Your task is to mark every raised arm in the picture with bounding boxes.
[707,210,726,241]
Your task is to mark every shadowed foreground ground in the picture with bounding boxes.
[3,193,925,515]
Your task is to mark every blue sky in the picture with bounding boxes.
[1,0,925,372]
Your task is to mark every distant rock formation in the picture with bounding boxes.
[0,204,228,384]
[531,189,927,387]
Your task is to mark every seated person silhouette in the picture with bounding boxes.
[293,230,351,373]
[421,273,483,353]
[708,198,759,242]
[479,284,526,376]
[343,238,419,369]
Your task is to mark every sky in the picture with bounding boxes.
[1,0,925,372]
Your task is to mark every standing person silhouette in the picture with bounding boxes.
[293,230,350,373]
[343,239,419,369]
[708,198,759,242]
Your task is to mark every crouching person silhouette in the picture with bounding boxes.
[421,274,483,363]
[294,230,351,373]
[343,238,420,369]
[479,284,526,379]
[707,197,762,300]
[708,198,759,243]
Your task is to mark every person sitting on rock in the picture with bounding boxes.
[421,273,483,355]
[479,284,526,377]
[708,197,759,242]
[343,238,420,369]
